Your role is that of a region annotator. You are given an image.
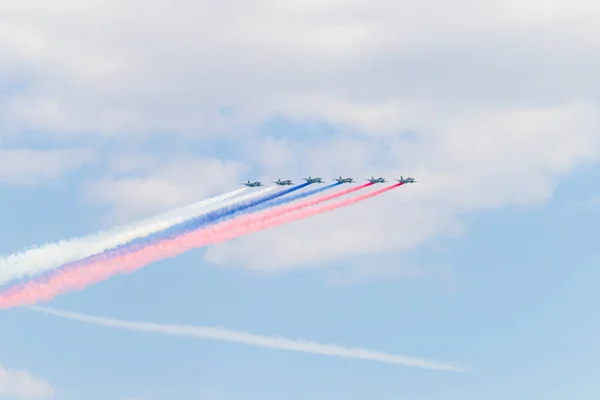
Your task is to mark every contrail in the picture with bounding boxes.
[27,306,469,372]
[0,184,394,306]
[0,187,271,287]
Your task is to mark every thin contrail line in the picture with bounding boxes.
[27,306,470,373]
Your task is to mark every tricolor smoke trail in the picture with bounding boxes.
[112,182,312,253]
[17,185,283,286]
[0,183,400,307]
[188,182,341,229]
[0,182,312,290]
[189,183,403,248]
[28,306,469,372]
[135,181,340,243]
[0,187,260,288]
[54,182,367,275]
[231,182,374,228]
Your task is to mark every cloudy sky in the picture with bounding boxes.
[1,0,600,398]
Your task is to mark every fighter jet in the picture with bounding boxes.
[333,176,354,184]
[365,176,386,183]
[242,180,263,187]
[302,176,324,184]
[395,176,417,184]
[272,178,293,186]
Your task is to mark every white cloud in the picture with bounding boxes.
[0,0,599,136]
[0,148,95,186]
[84,156,248,223]
[0,363,54,399]
[324,254,460,292]
[1,0,600,274]
[106,153,163,175]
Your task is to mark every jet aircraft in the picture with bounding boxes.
[333,176,354,184]
[365,176,386,183]
[272,178,293,186]
[242,180,263,187]
[395,176,417,183]
[303,176,324,184]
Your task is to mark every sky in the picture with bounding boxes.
[1,0,600,398]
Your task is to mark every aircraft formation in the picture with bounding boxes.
[1,171,417,308]
[242,176,416,187]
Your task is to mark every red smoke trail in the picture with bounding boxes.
[0,183,401,307]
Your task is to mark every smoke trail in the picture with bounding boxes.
[6,186,280,288]
[60,182,365,276]
[134,181,342,247]
[187,183,404,248]
[28,306,469,372]
[0,182,310,290]
[99,182,312,256]
[155,182,312,237]
[258,182,340,209]
[185,183,373,240]
[0,184,399,306]
[0,187,259,287]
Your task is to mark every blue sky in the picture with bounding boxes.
[2,126,600,400]
[2,1,600,399]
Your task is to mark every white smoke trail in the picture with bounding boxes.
[28,306,470,372]
[0,187,276,286]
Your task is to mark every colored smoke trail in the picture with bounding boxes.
[256,182,340,210]
[0,187,254,287]
[32,186,279,276]
[190,183,403,247]
[235,182,374,226]
[66,182,365,274]
[28,306,469,372]
[0,183,400,307]
[105,182,312,253]
[174,182,312,232]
